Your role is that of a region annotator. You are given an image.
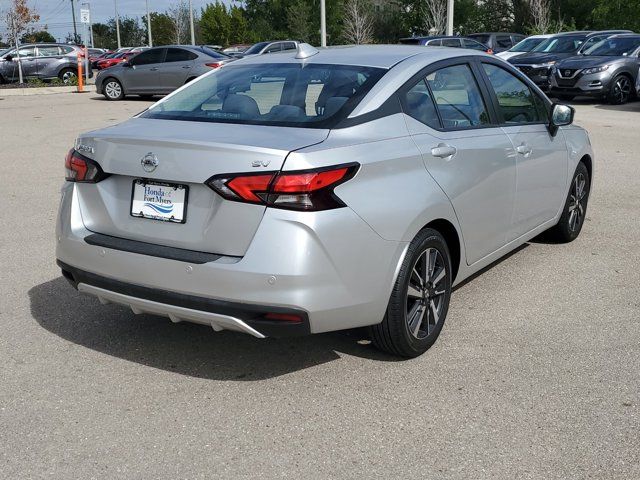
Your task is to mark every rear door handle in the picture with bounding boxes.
[431,144,457,158]
[181,65,191,69]
[516,144,533,156]
[150,67,159,71]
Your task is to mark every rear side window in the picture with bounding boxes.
[426,64,490,128]
[143,63,385,128]
[402,80,440,129]
[496,35,513,48]
[463,39,487,51]
[482,64,546,124]
[165,48,197,62]
[264,43,282,53]
[60,46,75,54]
[37,46,60,57]
[426,39,442,46]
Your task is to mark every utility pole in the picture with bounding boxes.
[11,14,24,84]
[320,0,326,47]
[446,0,454,36]
[146,0,153,47]
[71,0,78,43]
[114,0,121,49]
[188,0,195,45]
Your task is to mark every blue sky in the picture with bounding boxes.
[1,0,234,42]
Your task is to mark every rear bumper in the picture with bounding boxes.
[58,260,310,338]
[56,183,406,336]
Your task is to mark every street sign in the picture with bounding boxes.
[80,9,90,24]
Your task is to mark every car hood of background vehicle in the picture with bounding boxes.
[509,52,575,65]
[555,55,625,69]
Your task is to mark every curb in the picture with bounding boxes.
[0,85,96,97]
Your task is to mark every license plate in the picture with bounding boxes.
[130,180,188,223]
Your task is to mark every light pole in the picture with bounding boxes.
[70,0,78,43]
[188,0,195,45]
[320,0,326,47]
[446,0,454,36]
[114,0,121,49]
[146,0,153,47]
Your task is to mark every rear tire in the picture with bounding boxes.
[370,228,452,358]
[546,162,590,243]
[139,95,154,100]
[103,78,124,101]
[58,68,77,84]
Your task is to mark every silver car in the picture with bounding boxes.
[0,43,91,83]
[57,45,593,357]
[95,45,233,100]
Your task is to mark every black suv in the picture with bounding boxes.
[509,30,632,91]
[550,34,640,104]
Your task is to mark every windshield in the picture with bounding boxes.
[244,42,270,55]
[532,36,585,53]
[142,63,385,128]
[584,37,640,56]
[509,37,545,52]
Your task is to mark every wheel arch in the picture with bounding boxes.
[579,154,592,186]
[102,75,125,95]
[421,218,461,282]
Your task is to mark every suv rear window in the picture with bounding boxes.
[143,63,385,128]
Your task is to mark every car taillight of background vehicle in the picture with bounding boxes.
[64,149,109,183]
[205,62,222,68]
[207,163,359,211]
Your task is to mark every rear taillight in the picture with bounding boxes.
[207,163,359,211]
[487,48,494,55]
[205,62,222,68]
[64,149,108,183]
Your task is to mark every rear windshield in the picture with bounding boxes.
[198,46,230,60]
[532,36,585,53]
[142,63,386,128]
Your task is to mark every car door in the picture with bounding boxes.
[401,61,517,265]
[35,45,62,78]
[123,48,166,94]
[160,47,197,91]
[12,46,38,77]
[479,61,568,239]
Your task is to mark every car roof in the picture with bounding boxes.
[607,34,640,39]
[468,32,523,36]
[230,44,481,69]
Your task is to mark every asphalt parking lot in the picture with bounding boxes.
[1,93,639,479]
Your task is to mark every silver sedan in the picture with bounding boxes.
[57,44,593,357]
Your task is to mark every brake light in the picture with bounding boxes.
[64,149,108,183]
[205,62,222,68]
[207,163,359,211]
[487,48,494,55]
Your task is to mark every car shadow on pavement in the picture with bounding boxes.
[89,95,157,102]
[28,277,400,381]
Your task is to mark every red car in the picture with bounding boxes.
[90,51,114,69]
[96,51,135,70]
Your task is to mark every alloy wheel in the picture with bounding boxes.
[613,77,631,104]
[105,81,122,99]
[61,70,77,84]
[406,247,447,340]
[568,172,587,233]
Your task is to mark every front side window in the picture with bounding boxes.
[143,63,385,128]
[264,43,282,53]
[463,39,487,51]
[426,64,490,128]
[482,64,545,124]
[426,39,442,46]
[402,79,440,129]
[131,48,165,65]
[442,38,462,47]
[17,46,36,57]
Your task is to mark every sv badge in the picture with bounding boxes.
[251,160,271,168]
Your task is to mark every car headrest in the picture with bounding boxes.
[222,94,260,119]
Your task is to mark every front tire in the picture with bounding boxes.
[103,78,124,101]
[546,162,590,243]
[558,94,575,102]
[608,75,632,105]
[370,228,452,358]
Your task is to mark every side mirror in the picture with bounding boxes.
[549,103,575,137]
[4,54,12,61]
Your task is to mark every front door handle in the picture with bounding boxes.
[431,144,457,158]
[516,144,533,156]
[181,65,191,69]
[150,67,159,71]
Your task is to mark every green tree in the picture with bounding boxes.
[286,0,313,43]
[200,2,231,45]
[149,12,175,46]
[590,0,640,32]
[91,22,114,49]
[229,6,249,44]
[21,29,55,43]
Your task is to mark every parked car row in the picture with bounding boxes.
[0,43,92,83]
